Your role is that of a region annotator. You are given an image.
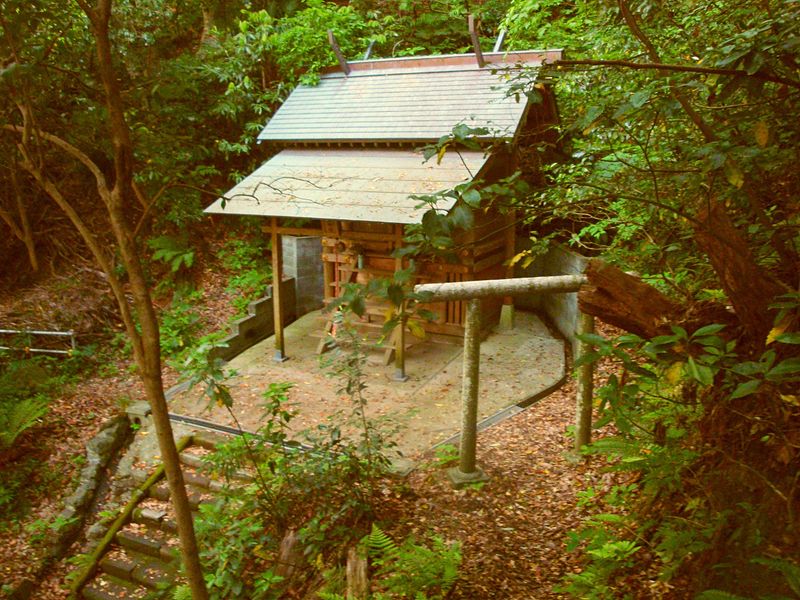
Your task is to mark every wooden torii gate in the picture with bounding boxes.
[414,275,595,487]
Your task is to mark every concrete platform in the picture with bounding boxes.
[168,309,565,458]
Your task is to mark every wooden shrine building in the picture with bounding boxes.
[205,48,562,362]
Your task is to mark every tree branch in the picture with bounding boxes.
[549,58,800,90]
[2,124,110,193]
[616,0,716,143]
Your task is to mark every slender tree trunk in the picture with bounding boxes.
[0,162,39,272]
[10,165,38,271]
[73,1,209,596]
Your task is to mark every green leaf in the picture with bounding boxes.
[574,350,601,368]
[687,357,714,386]
[775,332,800,344]
[349,295,365,317]
[691,324,726,338]
[450,204,474,230]
[630,89,650,108]
[766,358,800,380]
[386,284,404,307]
[730,379,760,399]
[576,333,607,346]
[461,188,481,207]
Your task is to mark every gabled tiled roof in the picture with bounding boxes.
[258,50,562,144]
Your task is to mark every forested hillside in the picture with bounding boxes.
[1,0,798,599]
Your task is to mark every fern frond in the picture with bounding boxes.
[0,396,48,448]
[751,556,800,595]
[172,584,193,600]
[367,523,399,562]
[316,593,346,600]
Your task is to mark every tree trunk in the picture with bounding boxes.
[75,1,209,597]
[11,165,38,271]
[693,201,785,343]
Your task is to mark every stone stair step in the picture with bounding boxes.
[116,529,170,560]
[131,557,176,589]
[131,506,168,531]
[147,482,206,509]
[179,443,252,486]
[182,470,212,490]
[82,573,148,600]
[192,432,228,451]
[98,553,136,581]
[179,451,205,470]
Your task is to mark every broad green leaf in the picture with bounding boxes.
[730,379,760,399]
[574,350,601,368]
[775,332,800,344]
[692,324,726,338]
[450,204,473,230]
[766,358,800,380]
[576,333,607,346]
[386,284,404,307]
[349,295,365,317]
[630,89,650,108]
[687,357,714,386]
[461,188,481,207]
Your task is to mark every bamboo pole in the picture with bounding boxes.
[393,225,408,381]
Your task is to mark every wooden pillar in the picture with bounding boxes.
[574,312,595,452]
[499,209,516,331]
[393,224,408,381]
[271,218,287,362]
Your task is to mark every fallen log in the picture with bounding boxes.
[578,259,682,339]
[578,259,737,339]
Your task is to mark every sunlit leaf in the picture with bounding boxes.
[723,159,744,188]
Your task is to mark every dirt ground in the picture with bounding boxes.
[168,309,566,458]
